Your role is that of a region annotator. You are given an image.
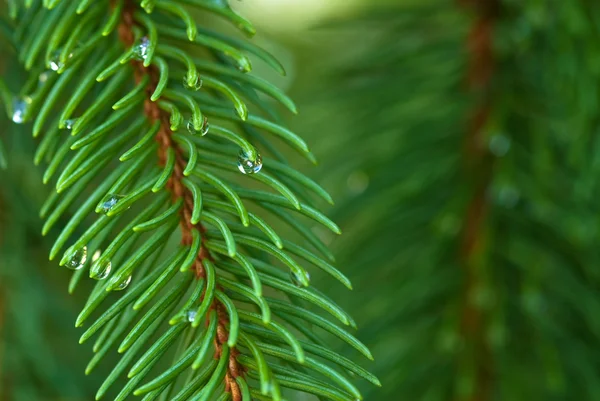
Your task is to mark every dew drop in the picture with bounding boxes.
[100,194,124,214]
[90,259,112,280]
[237,148,263,174]
[200,116,209,135]
[134,37,150,61]
[65,246,88,271]
[141,2,155,12]
[48,51,64,72]
[64,118,77,130]
[187,116,209,136]
[290,270,310,288]
[186,310,197,323]
[92,250,101,262]
[113,275,132,291]
[183,76,203,91]
[11,97,31,124]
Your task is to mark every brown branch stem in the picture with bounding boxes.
[115,1,243,398]
[456,1,499,401]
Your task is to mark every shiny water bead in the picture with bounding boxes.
[64,118,77,130]
[290,270,310,288]
[113,275,132,291]
[141,0,155,12]
[186,310,197,323]
[134,37,150,61]
[237,149,263,174]
[11,97,31,124]
[65,246,88,271]
[90,259,112,280]
[100,194,124,214]
[200,116,209,135]
[48,51,63,71]
[183,76,203,91]
[186,116,210,136]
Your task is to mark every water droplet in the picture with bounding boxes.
[64,118,77,130]
[92,250,101,262]
[113,275,132,291]
[65,246,88,270]
[186,116,209,136]
[489,134,511,157]
[90,259,112,280]
[100,194,124,214]
[237,149,263,174]
[141,2,155,12]
[48,51,64,72]
[11,97,31,124]
[133,37,150,61]
[290,270,310,288]
[183,76,203,91]
[186,310,197,322]
[200,116,209,135]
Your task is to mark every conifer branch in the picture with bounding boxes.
[458,0,499,399]
[1,1,378,400]
[115,1,244,397]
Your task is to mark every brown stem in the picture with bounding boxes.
[457,1,499,400]
[115,2,244,398]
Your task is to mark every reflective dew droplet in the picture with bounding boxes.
[134,37,150,61]
[114,275,132,291]
[290,270,310,288]
[237,149,263,174]
[183,76,203,91]
[64,118,77,130]
[66,246,88,271]
[186,310,197,323]
[48,51,64,72]
[187,116,210,136]
[11,97,31,124]
[92,260,112,280]
[200,116,209,135]
[92,250,101,262]
[91,259,112,280]
[100,194,124,214]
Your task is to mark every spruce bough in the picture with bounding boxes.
[0,1,379,400]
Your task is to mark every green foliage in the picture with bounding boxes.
[298,1,600,400]
[0,1,378,400]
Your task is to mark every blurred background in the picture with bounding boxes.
[3,0,600,400]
